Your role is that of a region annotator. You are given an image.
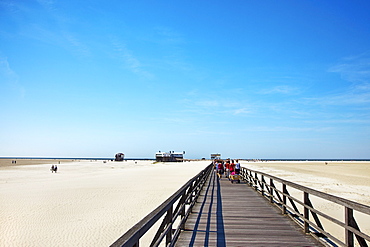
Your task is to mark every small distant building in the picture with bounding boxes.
[115,153,124,161]
[156,151,185,162]
[211,153,221,160]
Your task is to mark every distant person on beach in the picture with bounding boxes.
[50,165,58,173]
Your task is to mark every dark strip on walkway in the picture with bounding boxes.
[175,171,323,246]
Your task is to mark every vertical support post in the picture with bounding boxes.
[304,192,309,233]
[180,192,186,230]
[195,177,200,202]
[189,182,194,212]
[166,205,173,245]
[254,173,258,190]
[282,184,287,215]
[270,178,274,203]
[261,175,265,196]
[345,207,354,247]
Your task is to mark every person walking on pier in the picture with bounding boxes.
[235,160,241,174]
[216,161,224,179]
[229,160,235,175]
[225,160,231,180]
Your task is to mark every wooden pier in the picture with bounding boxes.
[175,171,322,246]
[111,164,370,247]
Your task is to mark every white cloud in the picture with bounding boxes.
[37,0,57,12]
[0,56,25,97]
[111,39,154,79]
[154,26,185,44]
[232,108,251,115]
[305,52,370,107]
[62,31,91,57]
[259,85,301,95]
[329,51,370,84]
[246,126,333,133]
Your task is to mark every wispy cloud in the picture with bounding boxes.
[181,95,254,117]
[14,0,92,58]
[259,85,301,95]
[232,108,251,115]
[329,51,370,85]
[62,31,91,57]
[154,26,185,45]
[111,39,154,79]
[306,52,370,106]
[246,126,333,133]
[36,0,57,12]
[0,56,25,97]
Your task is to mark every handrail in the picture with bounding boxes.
[110,164,214,247]
[240,166,370,247]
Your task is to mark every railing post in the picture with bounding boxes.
[345,207,354,247]
[304,192,309,233]
[165,205,173,245]
[254,172,258,190]
[189,182,194,208]
[282,184,287,215]
[261,175,265,197]
[270,178,274,203]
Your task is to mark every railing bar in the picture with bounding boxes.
[270,180,284,203]
[241,166,370,247]
[151,223,172,247]
[305,219,347,247]
[312,231,347,247]
[281,205,347,247]
[246,169,370,242]
[261,176,271,194]
[149,215,169,247]
[241,167,370,215]
[305,196,324,231]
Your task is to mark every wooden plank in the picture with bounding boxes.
[175,171,323,246]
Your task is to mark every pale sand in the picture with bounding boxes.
[2,160,369,246]
[241,160,370,244]
[0,158,77,168]
[0,160,210,247]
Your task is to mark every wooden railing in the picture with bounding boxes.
[240,167,370,247]
[110,164,214,247]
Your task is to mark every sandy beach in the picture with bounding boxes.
[0,159,210,247]
[1,159,369,246]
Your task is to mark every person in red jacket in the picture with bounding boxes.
[225,160,231,180]
[229,160,235,174]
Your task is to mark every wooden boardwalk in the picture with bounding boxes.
[175,171,323,247]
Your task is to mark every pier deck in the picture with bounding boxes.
[175,171,323,246]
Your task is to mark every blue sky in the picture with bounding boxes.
[1,0,370,159]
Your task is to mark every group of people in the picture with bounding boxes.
[213,159,241,179]
[50,165,58,173]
